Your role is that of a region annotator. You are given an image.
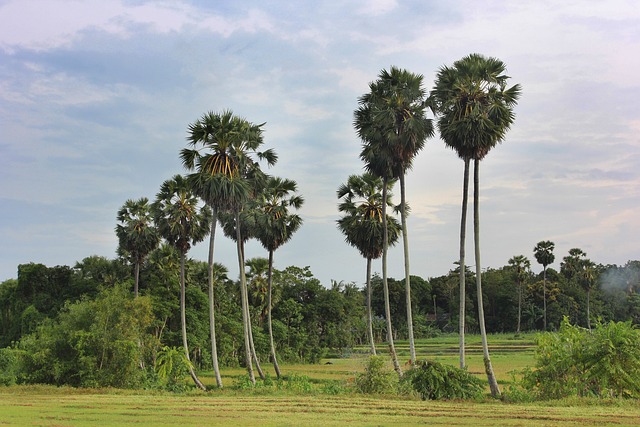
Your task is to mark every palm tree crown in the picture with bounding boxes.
[152,175,212,255]
[115,197,160,297]
[431,53,521,161]
[336,173,401,260]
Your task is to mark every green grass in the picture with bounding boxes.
[3,333,640,426]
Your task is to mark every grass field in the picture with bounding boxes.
[2,333,640,426]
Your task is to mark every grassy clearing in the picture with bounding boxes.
[2,385,640,426]
[3,333,640,426]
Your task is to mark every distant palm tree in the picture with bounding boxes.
[534,240,555,331]
[355,66,433,372]
[152,174,211,391]
[431,53,521,398]
[182,110,276,385]
[581,260,596,331]
[337,173,400,356]
[508,255,531,334]
[116,197,160,298]
[253,176,303,378]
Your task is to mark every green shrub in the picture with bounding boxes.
[402,360,484,400]
[354,356,398,394]
[155,346,192,392]
[523,317,640,399]
[0,347,21,386]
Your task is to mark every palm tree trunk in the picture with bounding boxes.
[207,209,223,387]
[267,249,281,378]
[134,261,140,298]
[543,267,547,331]
[235,211,255,385]
[459,158,470,369]
[473,159,500,398]
[517,278,522,334]
[586,289,591,331]
[242,241,265,380]
[180,252,206,391]
[382,177,401,377]
[399,173,416,363]
[366,257,376,356]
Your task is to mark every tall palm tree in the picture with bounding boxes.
[336,173,401,356]
[508,255,531,334]
[115,197,160,298]
[561,248,592,329]
[431,53,521,397]
[534,240,555,331]
[151,174,211,391]
[181,110,276,385]
[253,176,304,378]
[580,260,596,331]
[355,66,433,369]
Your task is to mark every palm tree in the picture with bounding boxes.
[151,174,212,391]
[253,176,304,378]
[355,66,433,369]
[431,53,521,397]
[336,173,401,356]
[534,240,555,331]
[561,248,591,329]
[181,110,276,385]
[580,260,596,331]
[115,197,160,298]
[508,255,531,334]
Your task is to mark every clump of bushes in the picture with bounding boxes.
[354,356,398,394]
[523,317,640,399]
[354,356,484,400]
[402,360,484,400]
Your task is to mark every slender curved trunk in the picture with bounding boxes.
[366,257,376,355]
[382,177,401,377]
[459,158,470,369]
[543,267,547,331]
[586,289,591,331]
[134,261,140,298]
[207,209,223,387]
[399,173,416,363]
[235,211,255,384]
[180,251,206,391]
[267,249,282,378]
[516,276,522,334]
[473,159,500,398]
[242,241,265,380]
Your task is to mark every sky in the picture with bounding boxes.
[1,0,639,287]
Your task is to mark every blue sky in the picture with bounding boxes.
[1,0,638,286]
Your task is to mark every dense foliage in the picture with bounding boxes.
[403,360,484,400]
[523,318,640,399]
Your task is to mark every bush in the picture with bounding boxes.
[354,356,398,394]
[155,346,192,392]
[0,347,21,386]
[402,360,484,400]
[523,317,640,399]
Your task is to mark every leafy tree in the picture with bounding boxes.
[152,174,212,390]
[534,240,555,331]
[181,110,277,385]
[356,67,433,366]
[508,255,531,333]
[253,176,303,378]
[337,173,400,356]
[431,53,521,397]
[17,283,154,388]
[116,198,160,297]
